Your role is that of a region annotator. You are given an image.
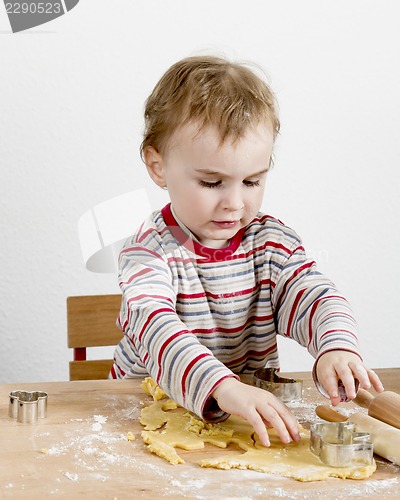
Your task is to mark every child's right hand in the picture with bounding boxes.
[212,378,302,447]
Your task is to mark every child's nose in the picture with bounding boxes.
[221,186,244,212]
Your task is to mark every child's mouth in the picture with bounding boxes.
[212,220,239,229]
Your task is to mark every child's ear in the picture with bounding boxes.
[144,146,166,188]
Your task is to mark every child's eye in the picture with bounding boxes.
[199,179,261,188]
[199,180,222,189]
[243,180,261,187]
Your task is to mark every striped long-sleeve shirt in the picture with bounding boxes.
[111,203,360,421]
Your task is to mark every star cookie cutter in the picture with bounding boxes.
[9,390,48,423]
[310,421,373,467]
[253,368,303,402]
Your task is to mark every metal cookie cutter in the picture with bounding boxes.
[9,390,48,424]
[253,368,303,402]
[310,421,373,467]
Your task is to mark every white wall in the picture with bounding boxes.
[1,1,399,383]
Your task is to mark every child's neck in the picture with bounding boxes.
[170,205,231,249]
[170,206,202,244]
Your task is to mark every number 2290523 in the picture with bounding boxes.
[5,2,62,15]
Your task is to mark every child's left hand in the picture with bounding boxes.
[315,350,384,406]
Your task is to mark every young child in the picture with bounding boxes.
[110,55,383,447]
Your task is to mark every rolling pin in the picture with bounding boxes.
[353,389,400,429]
[316,405,400,466]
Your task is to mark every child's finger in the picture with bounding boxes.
[338,371,357,400]
[367,368,385,392]
[321,371,340,399]
[259,399,301,444]
[348,362,370,390]
[345,363,384,397]
[268,399,302,442]
[246,408,270,447]
[246,401,296,446]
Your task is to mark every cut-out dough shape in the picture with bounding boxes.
[139,386,376,481]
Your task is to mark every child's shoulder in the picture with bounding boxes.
[245,212,302,247]
[126,209,165,245]
[122,208,178,255]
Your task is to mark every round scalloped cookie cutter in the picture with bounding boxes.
[9,390,48,423]
[253,368,303,402]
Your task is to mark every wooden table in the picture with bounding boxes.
[1,369,399,499]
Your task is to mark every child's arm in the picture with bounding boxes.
[314,350,384,406]
[212,378,301,447]
[117,241,239,420]
[118,238,302,446]
[272,237,384,402]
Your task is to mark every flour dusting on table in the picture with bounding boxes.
[32,387,399,498]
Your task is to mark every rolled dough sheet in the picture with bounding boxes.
[198,419,376,482]
[139,396,376,482]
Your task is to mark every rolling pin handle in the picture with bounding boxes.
[353,388,374,409]
[316,405,348,423]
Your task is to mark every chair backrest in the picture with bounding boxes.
[67,294,123,380]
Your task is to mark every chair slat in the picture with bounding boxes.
[67,294,123,380]
[67,295,123,348]
[69,360,114,381]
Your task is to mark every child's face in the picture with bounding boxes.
[149,121,274,249]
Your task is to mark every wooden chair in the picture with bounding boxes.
[67,294,123,380]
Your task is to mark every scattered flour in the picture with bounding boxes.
[37,412,132,474]
[63,472,79,482]
[46,444,69,456]
[170,478,207,489]
[336,406,367,418]
[91,414,108,431]
[93,415,108,424]
[286,399,319,425]
[32,391,399,498]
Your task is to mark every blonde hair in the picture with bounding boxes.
[140,55,280,159]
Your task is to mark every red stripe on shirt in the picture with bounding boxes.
[276,260,315,309]
[192,314,274,335]
[156,330,187,383]
[226,344,277,368]
[181,353,211,398]
[138,307,174,343]
[320,329,358,341]
[120,246,160,259]
[119,267,152,286]
[264,240,296,254]
[308,295,346,346]
[286,288,306,337]
[122,295,174,330]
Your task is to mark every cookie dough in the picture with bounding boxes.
[141,377,167,401]
[139,383,376,482]
[198,420,376,482]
